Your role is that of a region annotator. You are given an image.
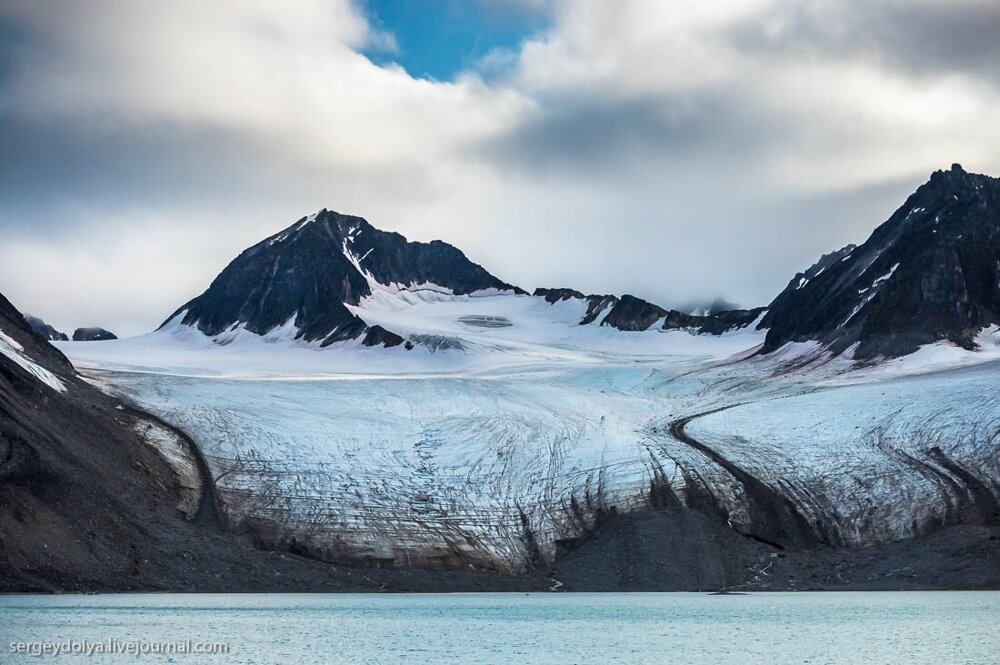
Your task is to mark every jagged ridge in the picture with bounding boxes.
[761,164,1000,359]
[533,288,764,335]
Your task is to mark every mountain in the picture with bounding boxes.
[24,314,68,342]
[168,164,999,357]
[0,297,74,385]
[72,327,117,342]
[0,291,171,590]
[164,209,523,347]
[761,164,1000,359]
[504,164,998,356]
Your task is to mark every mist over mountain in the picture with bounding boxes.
[24,314,68,342]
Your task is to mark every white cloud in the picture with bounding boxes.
[1,0,998,335]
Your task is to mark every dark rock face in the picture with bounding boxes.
[697,308,766,335]
[531,288,623,326]
[580,295,619,325]
[534,288,762,335]
[165,209,521,347]
[601,294,668,331]
[0,295,74,372]
[533,287,586,303]
[361,325,405,348]
[761,165,1000,359]
[24,315,68,342]
[72,327,117,342]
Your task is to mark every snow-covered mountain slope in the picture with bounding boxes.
[761,164,1000,359]
[0,295,74,393]
[164,209,523,348]
[59,289,1000,572]
[70,292,765,377]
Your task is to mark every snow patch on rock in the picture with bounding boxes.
[0,328,67,393]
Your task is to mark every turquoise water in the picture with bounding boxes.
[1,592,996,664]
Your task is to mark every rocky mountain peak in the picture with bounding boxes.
[164,209,522,347]
[761,165,1000,359]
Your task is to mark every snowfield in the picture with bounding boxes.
[57,292,1000,571]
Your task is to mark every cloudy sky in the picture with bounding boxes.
[2,0,999,336]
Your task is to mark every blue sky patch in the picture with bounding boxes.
[360,0,551,80]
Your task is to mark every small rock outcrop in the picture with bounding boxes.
[72,327,118,341]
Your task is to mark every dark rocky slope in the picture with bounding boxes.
[24,315,68,342]
[663,307,765,335]
[761,164,1000,359]
[165,209,522,347]
[550,512,999,591]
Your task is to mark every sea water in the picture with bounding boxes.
[1,592,996,664]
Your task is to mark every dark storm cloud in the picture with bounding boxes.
[0,112,315,231]
[483,0,1000,181]
[0,15,30,88]
[472,90,787,177]
[732,1,1000,85]
[477,94,717,171]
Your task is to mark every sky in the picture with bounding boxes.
[1,0,999,336]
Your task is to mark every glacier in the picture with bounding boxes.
[57,291,1000,572]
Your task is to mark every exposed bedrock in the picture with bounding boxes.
[760,165,1000,359]
[72,327,117,341]
[24,315,68,342]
